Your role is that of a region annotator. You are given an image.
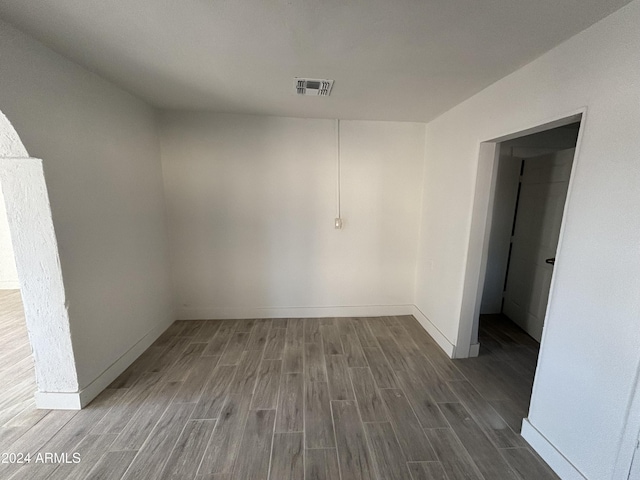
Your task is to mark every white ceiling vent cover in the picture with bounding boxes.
[294,78,334,96]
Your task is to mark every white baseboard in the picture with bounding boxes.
[521,418,587,480]
[411,305,456,357]
[469,342,480,357]
[34,391,82,410]
[0,281,20,289]
[177,304,415,320]
[34,316,174,410]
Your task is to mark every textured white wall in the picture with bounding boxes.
[160,113,425,318]
[0,20,173,391]
[415,1,640,478]
[0,182,19,289]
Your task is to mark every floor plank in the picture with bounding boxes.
[202,320,238,357]
[236,319,257,333]
[407,461,448,480]
[160,419,217,478]
[283,346,303,374]
[219,331,252,365]
[379,388,437,461]
[199,394,253,475]
[447,379,525,448]
[425,428,483,480]
[304,381,335,448]
[362,346,399,389]
[368,317,391,338]
[91,377,161,435]
[85,450,137,480]
[500,447,560,480]
[231,409,275,480]
[109,347,168,389]
[228,350,262,396]
[304,448,341,480]
[0,410,77,479]
[275,373,303,433]
[37,391,119,454]
[268,432,304,480]
[340,331,369,367]
[252,359,282,410]
[438,402,520,480]
[192,365,237,419]
[272,318,288,329]
[164,342,208,382]
[263,327,286,360]
[325,354,355,401]
[304,342,327,382]
[196,321,221,341]
[394,369,448,429]
[352,318,378,347]
[46,433,118,480]
[331,400,376,480]
[285,319,304,349]
[403,318,465,382]
[149,336,191,373]
[320,324,343,355]
[377,336,412,370]
[110,380,182,450]
[246,319,271,351]
[364,421,413,480]
[173,356,221,403]
[349,367,388,422]
[304,318,321,344]
[121,403,196,480]
[489,397,529,433]
[404,354,458,403]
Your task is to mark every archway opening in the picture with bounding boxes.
[0,110,79,411]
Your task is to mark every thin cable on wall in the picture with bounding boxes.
[335,119,343,229]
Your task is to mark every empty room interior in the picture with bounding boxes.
[0,1,638,479]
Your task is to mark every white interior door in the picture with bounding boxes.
[503,148,574,341]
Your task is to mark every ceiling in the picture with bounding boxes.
[0,0,631,122]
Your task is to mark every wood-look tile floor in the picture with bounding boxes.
[0,304,559,480]
[0,290,37,429]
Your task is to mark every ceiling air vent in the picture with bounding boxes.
[294,78,334,96]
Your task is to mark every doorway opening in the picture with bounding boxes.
[480,121,580,342]
[0,110,79,410]
[0,182,35,422]
[455,112,583,433]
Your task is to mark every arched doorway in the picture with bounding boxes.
[0,110,79,409]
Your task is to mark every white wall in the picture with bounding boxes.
[415,1,640,478]
[0,20,174,394]
[160,113,425,318]
[0,182,19,289]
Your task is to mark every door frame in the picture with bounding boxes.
[455,109,586,358]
